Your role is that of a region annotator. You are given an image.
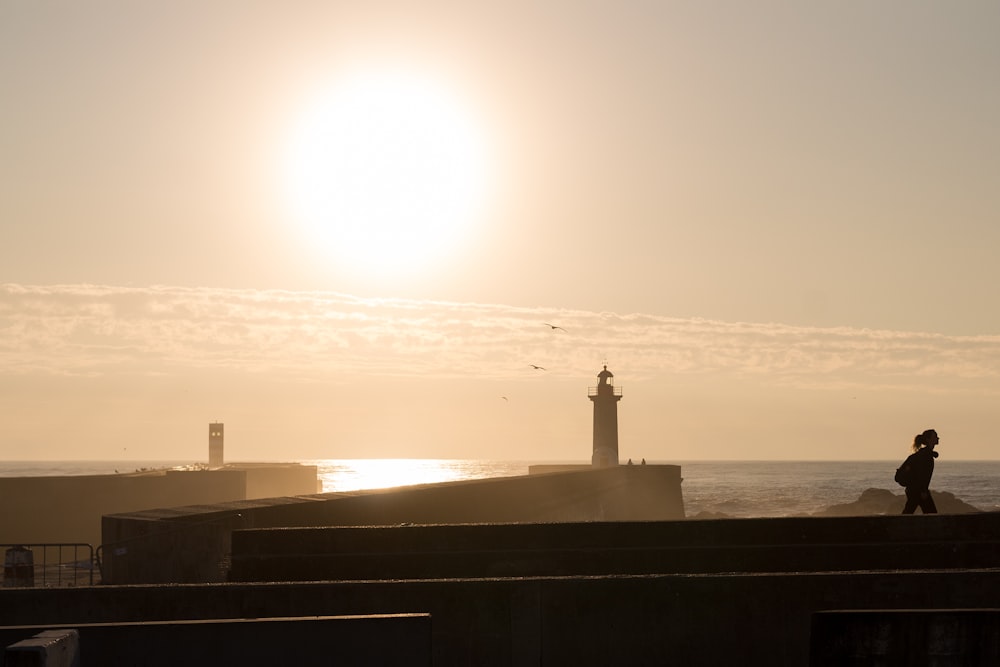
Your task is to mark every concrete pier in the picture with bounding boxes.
[0,463,320,549]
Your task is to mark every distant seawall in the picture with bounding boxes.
[0,464,319,549]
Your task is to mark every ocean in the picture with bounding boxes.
[2,459,999,518]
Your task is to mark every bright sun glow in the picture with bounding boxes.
[284,69,490,278]
[319,459,471,492]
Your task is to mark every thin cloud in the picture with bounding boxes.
[2,283,999,390]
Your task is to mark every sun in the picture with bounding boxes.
[283,68,491,279]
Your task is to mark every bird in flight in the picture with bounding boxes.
[501,396,509,401]
[529,364,546,371]
[543,323,566,332]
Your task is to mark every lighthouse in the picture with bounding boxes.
[588,365,622,466]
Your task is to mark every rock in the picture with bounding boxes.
[813,488,981,517]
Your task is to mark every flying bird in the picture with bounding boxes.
[529,364,546,371]
[543,323,566,332]
[501,396,509,401]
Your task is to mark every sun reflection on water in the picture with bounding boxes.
[307,459,530,493]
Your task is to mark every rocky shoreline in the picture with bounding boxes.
[690,487,981,519]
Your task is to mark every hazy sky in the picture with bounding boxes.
[3,2,999,461]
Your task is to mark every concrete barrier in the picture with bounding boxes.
[3,629,79,667]
[102,465,685,584]
[810,609,1000,666]
[1,569,999,666]
[228,512,1000,582]
[0,615,430,667]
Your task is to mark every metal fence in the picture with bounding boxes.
[1,543,96,588]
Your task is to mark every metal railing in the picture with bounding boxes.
[587,385,623,397]
[1,543,96,588]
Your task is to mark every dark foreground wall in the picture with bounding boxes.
[810,609,1000,666]
[229,511,1000,582]
[1,569,999,666]
[101,465,684,584]
[0,614,430,667]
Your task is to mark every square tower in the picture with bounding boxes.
[209,422,224,468]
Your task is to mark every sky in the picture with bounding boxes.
[2,1,999,462]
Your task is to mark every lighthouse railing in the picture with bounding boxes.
[587,386,623,397]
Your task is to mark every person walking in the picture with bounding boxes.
[900,429,939,514]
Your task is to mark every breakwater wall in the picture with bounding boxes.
[0,464,319,549]
[101,464,685,584]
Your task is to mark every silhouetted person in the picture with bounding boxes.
[900,429,939,514]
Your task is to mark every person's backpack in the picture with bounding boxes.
[894,455,913,487]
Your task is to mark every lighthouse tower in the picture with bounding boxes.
[588,365,622,467]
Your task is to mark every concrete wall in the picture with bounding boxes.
[227,511,1000,582]
[0,614,431,667]
[230,463,323,498]
[810,609,1000,666]
[101,465,684,584]
[0,471,246,548]
[0,465,318,550]
[2,629,79,667]
[1,569,999,666]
